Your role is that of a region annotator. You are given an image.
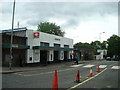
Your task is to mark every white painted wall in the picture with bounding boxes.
[60,50,64,60]
[96,50,107,60]
[26,30,73,63]
[33,50,40,62]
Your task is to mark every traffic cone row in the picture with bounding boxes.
[51,65,101,89]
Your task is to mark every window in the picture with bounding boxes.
[64,45,69,48]
[54,43,60,47]
[40,42,49,46]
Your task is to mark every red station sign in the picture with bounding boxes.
[33,32,40,38]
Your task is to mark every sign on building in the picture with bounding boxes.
[34,32,40,38]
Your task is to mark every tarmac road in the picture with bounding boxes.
[2,60,119,89]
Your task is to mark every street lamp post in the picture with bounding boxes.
[9,0,16,70]
[99,32,105,42]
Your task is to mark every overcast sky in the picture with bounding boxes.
[0,0,118,44]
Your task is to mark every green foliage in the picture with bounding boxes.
[74,41,107,55]
[90,40,107,54]
[74,42,92,48]
[37,22,65,37]
[74,35,120,57]
[90,41,101,49]
[90,40,107,49]
[107,35,120,57]
[101,41,107,49]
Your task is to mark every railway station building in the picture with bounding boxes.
[1,27,74,66]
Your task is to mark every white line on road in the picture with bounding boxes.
[83,65,95,68]
[70,64,83,68]
[99,65,107,68]
[111,66,120,69]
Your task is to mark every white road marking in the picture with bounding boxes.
[111,66,120,69]
[70,64,83,68]
[99,65,107,68]
[106,85,112,88]
[83,65,95,68]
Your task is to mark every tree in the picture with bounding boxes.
[91,40,107,49]
[74,42,92,48]
[101,41,107,49]
[90,40,107,55]
[107,35,120,57]
[37,22,65,37]
[90,41,101,50]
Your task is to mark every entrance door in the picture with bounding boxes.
[40,50,48,64]
[54,51,59,62]
[64,51,68,61]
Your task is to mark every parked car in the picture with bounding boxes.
[106,57,111,60]
[112,55,119,61]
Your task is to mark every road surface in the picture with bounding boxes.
[2,60,119,89]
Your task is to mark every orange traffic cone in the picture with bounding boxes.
[96,65,100,72]
[74,70,81,83]
[89,67,93,77]
[52,70,58,90]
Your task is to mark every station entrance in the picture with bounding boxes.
[40,50,48,64]
[54,44,60,62]
[54,51,59,62]
[64,51,68,61]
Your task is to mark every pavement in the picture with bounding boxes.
[0,60,95,74]
[1,61,73,74]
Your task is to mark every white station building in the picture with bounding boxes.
[26,30,73,64]
[2,28,74,66]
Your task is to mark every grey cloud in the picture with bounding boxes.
[0,2,118,29]
[26,18,47,26]
[60,18,80,29]
[0,2,13,14]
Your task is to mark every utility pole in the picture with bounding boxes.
[9,0,16,70]
[99,32,105,42]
